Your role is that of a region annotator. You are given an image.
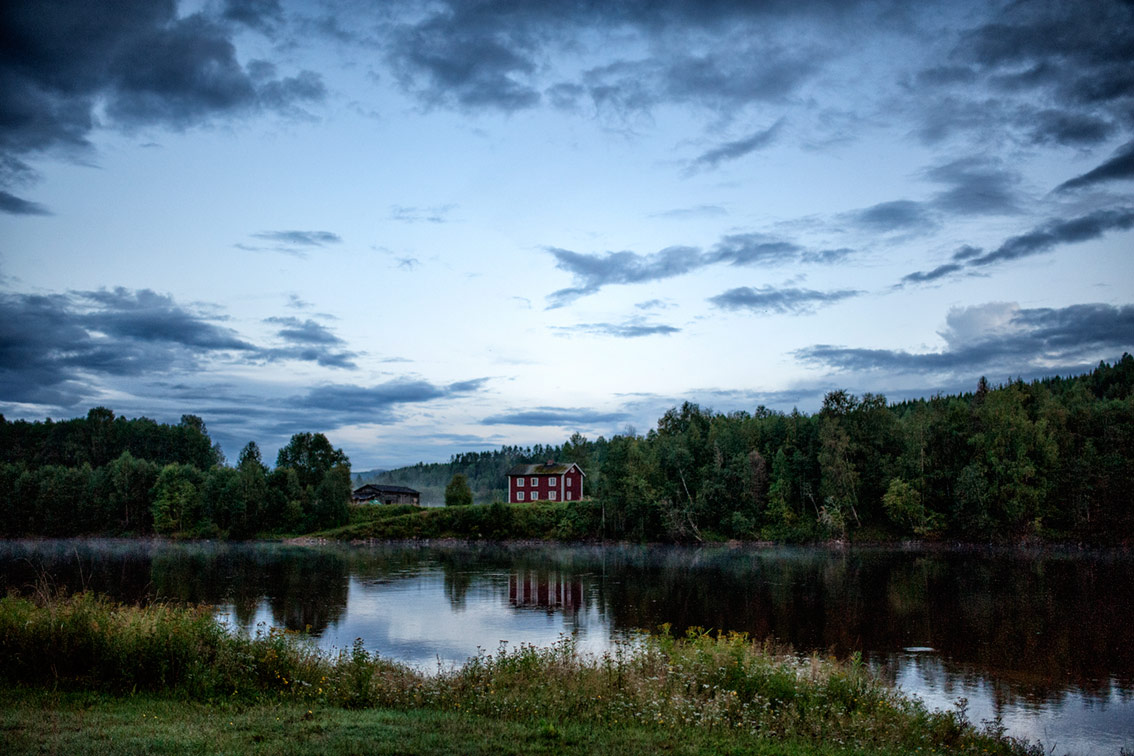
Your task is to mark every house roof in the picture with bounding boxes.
[506,462,585,477]
[352,484,420,496]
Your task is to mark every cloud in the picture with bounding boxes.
[900,208,1134,284]
[252,230,341,246]
[299,378,488,422]
[380,1,867,115]
[1027,109,1115,147]
[482,407,630,427]
[650,205,727,220]
[545,231,849,307]
[709,286,860,315]
[798,302,1134,378]
[1057,140,1134,191]
[850,200,936,232]
[0,287,256,406]
[899,263,963,286]
[222,0,283,32]
[560,319,681,338]
[0,190,50,216]
[0,286,379,408]
[923,157,1021,216]
[966,207,1134,267]
[390,204,456,223]
[264,316,344,345]
[691,120,783,170]
[545,245,704,307]
[239,230,342,256]
[0,0,324,203]
[916,1,1134,146]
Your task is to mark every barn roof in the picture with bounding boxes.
[506,462,585,477]
[353,483,420,496]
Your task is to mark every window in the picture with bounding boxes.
[517,491,525,501]
[566,478,573,487]
[517,478,524,486]
[530,477,537,486]
[549,491,557,500]
[549,476,556,484]
[566,492,573,501]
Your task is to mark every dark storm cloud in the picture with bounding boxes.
[798,303,1134,376]
[918,1,1134,144]
[709,286,860,315]
[0,288,256,406]
[923,157,1021,215]
[482,407,631,427]
[0,0,324,205]
[388,12,541,111]
[78,288,255,350]
[0,287,378,408]
[850,200,936,232]
[1027,110,1116,147]
[900,208,1134,285]
[380,0,873,114]
[690,120,783,170]
[222,0,284,32]
[1057,140,1134,191]
[0,190,50,216]
[545,231,849,307]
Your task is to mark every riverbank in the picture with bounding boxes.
[304,500,1130,549]
[0,593,1041,756]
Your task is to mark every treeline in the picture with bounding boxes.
[0,412,352,538]
[378,356,1134,543]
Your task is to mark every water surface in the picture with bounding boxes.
[2,539,1130,755]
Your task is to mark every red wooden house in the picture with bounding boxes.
[507,461,584,503]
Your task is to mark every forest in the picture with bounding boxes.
[0,413,352,539]
[372,355,1134,543]
[2,355,1132,543]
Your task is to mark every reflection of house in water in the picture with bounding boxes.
[509,568,584,613]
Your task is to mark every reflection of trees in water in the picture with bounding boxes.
[0,539,158,603]
[585,546,1134,705]
[5,540,1132,706]
[263,551,348,634]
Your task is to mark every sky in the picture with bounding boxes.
[2,0,1133,470]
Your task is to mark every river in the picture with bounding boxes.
[1,539,1130,755]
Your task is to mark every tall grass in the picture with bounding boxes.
[0,593,1040,755]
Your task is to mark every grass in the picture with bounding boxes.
[317,500,605,542]
[0,593,1043,756]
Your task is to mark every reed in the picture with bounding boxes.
[0,593,1041,755]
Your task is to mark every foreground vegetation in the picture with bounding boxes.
[0,593,1041,755]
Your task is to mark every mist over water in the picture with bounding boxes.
[2,539,1131,755]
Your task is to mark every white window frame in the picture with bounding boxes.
[530,477,537,486]
[549,476,557,484]
[517,478,524,486]
[566,492,573,501]
[566,477,573,487]
[549,491,557,501]
[517,491,525,501]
